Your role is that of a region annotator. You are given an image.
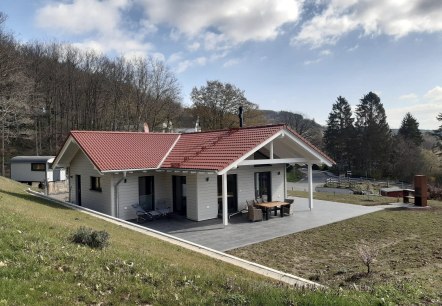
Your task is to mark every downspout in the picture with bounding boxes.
[114,171,127,218]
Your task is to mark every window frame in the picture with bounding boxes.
[90,176,102,192]
[31,163,46,172]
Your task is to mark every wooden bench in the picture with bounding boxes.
[403,195,415,203]
[403,189,415,203]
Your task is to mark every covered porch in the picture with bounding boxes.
[140,196,391,251]
[217,127,332,225]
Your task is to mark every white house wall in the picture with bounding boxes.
[195,173,218,221]
[69,152,112,215]
[185,174,198,221]
[229,164,286,211]
[115,171,173,220]
[68,151,286,222]
[190,164,286,222]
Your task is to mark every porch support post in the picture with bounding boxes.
[270,141,274,159]
[222,172,228,226]
[308,163,313,210]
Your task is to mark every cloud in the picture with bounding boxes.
[175,56,207,73]
[399,93,418,102]
[138,0,302,43]
[388,86,442,129]
[424,86,442,101]
[347,44,359,52]
[35,0,155,58]
[319,49,332,56]
[304,48,332,65]
[187,42,200,52]
[293,0,442,47]
[223,58,240,67]
[387,102,441,130]
[36,0,128,35]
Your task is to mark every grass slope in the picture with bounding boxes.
[230,195,442,305]
[0,177,379,305]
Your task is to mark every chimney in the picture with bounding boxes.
[238,106,244,128]
[143,122,149,133]
[195,117,201,132]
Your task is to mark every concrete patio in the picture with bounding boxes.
[142,196,395,251]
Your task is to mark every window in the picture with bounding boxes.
[90,176,102,192]
[31,163,46,171]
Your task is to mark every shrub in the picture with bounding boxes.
[70,226,109,249]
[428,184,442,200]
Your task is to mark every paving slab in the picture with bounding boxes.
[144,197,395,251]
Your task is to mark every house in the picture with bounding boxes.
[52,124,334,225]
[10,156,68,194]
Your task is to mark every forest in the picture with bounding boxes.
[1,11,441,186]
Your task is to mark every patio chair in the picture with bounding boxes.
[283,198,295,215]
[247,200,263,222]
[131,203,153,223]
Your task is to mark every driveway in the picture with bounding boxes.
[144,197,394,252]
[286,169,335,192]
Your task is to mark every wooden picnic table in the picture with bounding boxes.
[255,201,290,220]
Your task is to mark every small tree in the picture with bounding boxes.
[190,80,263,130]
[356,241,378,274]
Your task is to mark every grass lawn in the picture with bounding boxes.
[0,177,384,305]
[229,194,442,305]
[288,190,399,206]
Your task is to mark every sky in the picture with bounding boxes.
[1,0,442,130]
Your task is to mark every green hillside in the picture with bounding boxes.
[0,176,380,305]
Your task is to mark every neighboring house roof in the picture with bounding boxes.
[70,131,180,172]
[10,156,55,164]
[54,124,334,173]
[162,125,286,171]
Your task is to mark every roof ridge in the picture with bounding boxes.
[183,124,285,135]
[71,130,180,135]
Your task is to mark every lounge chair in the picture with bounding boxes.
[246,200,263,222]
[131,203,153,223]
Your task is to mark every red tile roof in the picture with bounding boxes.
[65,124,334,172]
[162,125,285,171]
[70,131,179,172]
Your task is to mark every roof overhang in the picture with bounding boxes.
[52,135,103,173]
[217,128,333,175]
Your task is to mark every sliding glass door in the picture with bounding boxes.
[255,172,271,202]
[139,176,154,211]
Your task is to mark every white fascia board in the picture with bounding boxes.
[101,168,157,174]
[283,130,333,167]
[52,136,75,169]
[217,131,283,175]
[238,158,309,166]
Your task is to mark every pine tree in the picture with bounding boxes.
[433,113,442,155]
[398,112,423,146]
[355,92,392,178]
[323,96,355,173]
